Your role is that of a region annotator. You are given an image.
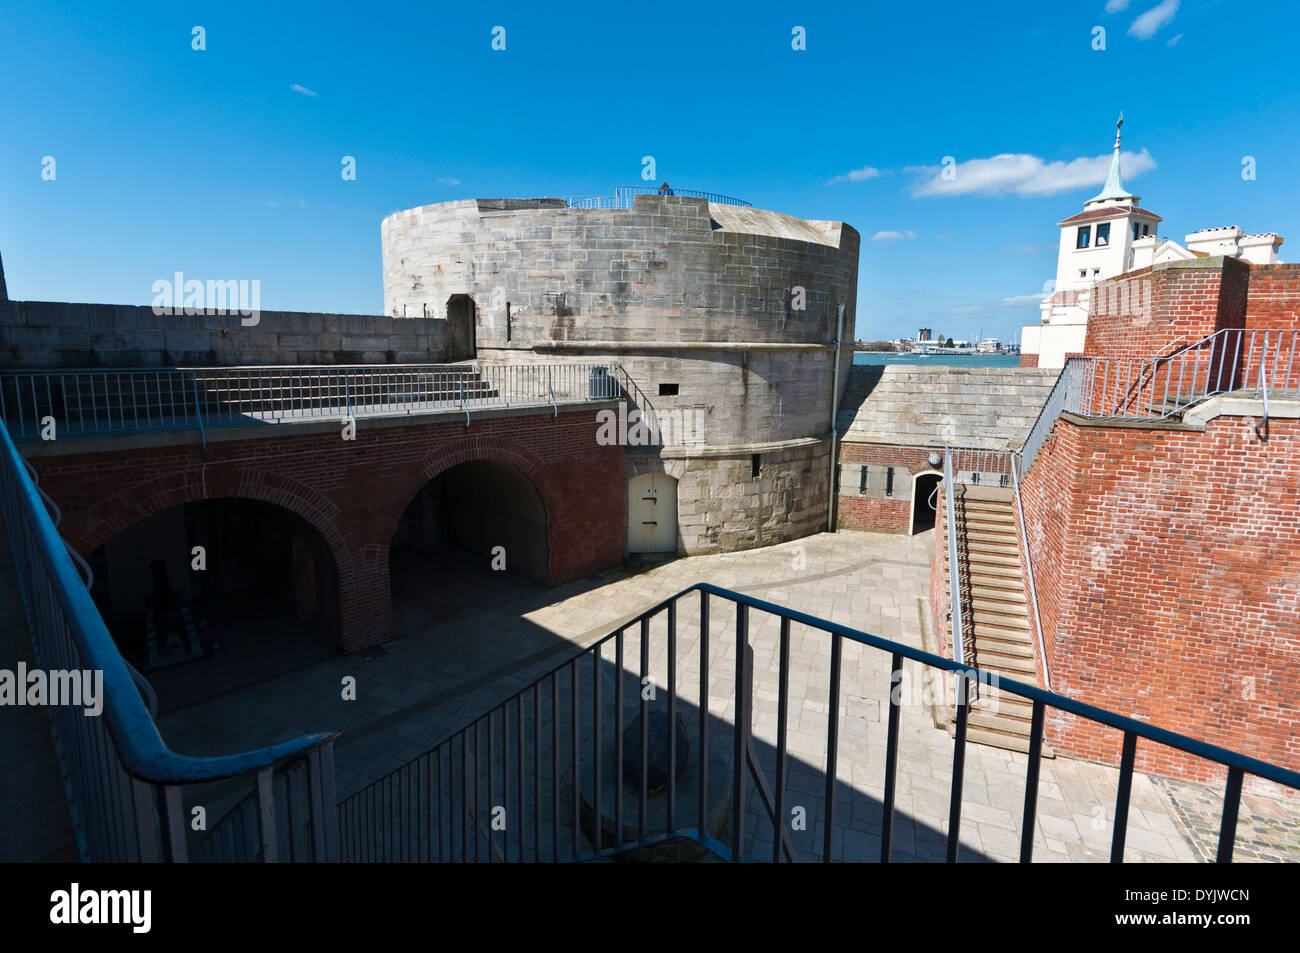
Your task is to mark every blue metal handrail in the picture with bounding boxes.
[338,580,1300,863]
[0,416,338,860]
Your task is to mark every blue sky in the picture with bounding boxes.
[2,0,1297,343]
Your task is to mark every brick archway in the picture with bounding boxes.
[66,466,352,577]
[380,435,557,579]
[59,464,369,649]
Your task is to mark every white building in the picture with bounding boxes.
[1022,117,1162,368]
[1131,226,1283,269]
[1020,118,1284,369]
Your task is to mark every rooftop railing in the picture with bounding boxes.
[565,186,751,210]
[0,362,622,441]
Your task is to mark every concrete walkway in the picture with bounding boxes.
[156,530,1297,862]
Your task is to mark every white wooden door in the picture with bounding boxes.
[627,473,677,554]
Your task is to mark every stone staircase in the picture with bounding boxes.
[942,484,1052,756]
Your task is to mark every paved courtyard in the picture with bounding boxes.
[157,529,1299,863]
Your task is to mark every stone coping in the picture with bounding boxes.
[627,434,830,459]
[529,340,847,353]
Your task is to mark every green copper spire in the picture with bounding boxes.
[1088,113,1135,204]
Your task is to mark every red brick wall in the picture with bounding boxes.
[1019,413,1300,783]
[1244,263,1300,333]
[30,408,625,651]
[1084,259,1250,362]
[836,443,934,533]
[1019,353,1039,368]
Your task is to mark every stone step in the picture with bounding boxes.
[970,626,1034,651]
[960,511,1016,529]
[968,616,1032,636]
[957,725,1055,757]
[970,650,1037,675]
[970,588,1026,609]
[972,636,1034,659]
[957,537,1020,555]
[950,561,1024,581]
[947,550,1021,568]
[969,596,1028,617]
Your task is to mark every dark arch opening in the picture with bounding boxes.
[389,460,550,632]
[446,293,477,361]
[912,473,943,534]
[87,498,341,713]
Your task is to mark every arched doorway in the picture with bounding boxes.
[910,471,943,535]
[87,498,341,713]
[446,293,477,361]
[627,473,678,554]
[389,459,550,629]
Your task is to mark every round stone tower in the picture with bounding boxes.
[381,193,859,555]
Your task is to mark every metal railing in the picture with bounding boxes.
[941,450,967,668]
[1073,328,1299,419]
[0,416,340,861]
[1019,363,1077,478]
[338,582,1300,862]
[0,363,622,440]
[566,186,751,210]
[943,446,1015,488]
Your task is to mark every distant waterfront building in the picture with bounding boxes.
[1021,117,1286,369]
[917,327,932,342]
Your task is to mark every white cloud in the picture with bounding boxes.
[827,165,882,185]
[437,177,462,186]
[1166,32,1183,46]
[948,305,985,315]
[998,292,1052,306]
[1128,0,1179,40]
[1105,0,1130,12]
[871,229,917,245]
[290,83,317,96]
[908,148,1156,198]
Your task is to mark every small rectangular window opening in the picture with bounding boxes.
[859,466,868,494]
[751,454,761,479]
[885,466,895,497]
[658,383,679,396]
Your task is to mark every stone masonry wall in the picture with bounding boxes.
[0,300,451,368]
[381,196,858,348]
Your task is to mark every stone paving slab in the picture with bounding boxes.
[157,529,1298,862]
